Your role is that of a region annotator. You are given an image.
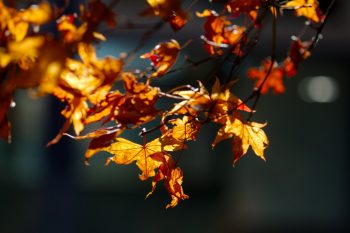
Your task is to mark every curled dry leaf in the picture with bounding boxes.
[141,39,180,78]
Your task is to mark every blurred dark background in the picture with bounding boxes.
[1,0,349,233]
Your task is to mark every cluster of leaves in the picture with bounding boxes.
[0,0,331,208]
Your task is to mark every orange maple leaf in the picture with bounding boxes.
[161,116,201,143]
[47,43,122,145]
[86,72,159,126]
[197,10,246,55]
[247,58,285,94]
[209,78,252,122]
[212,117,269,165]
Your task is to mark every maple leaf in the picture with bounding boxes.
[100,137,182,179]
[161,116,201,143]
[209,78,252,122]
[87,72,159,125]
[168,81,211,116]
[212,117,268,165]
[147,152,189,209]
[141,40,180,78]
[247,58,285,94]
[47,43,122,145]
[141,0,188,31]
[197,10,245,55]
[281,0,324,23]
[57,14,88,43]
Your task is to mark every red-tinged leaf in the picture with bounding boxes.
[284,37,311,77]
[168,12,187,31]
[247,58,286,94]
[141,40,180,78]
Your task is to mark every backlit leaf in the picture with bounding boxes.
[212,117,268,165]
[147,152,189,209]
[141,40,180,78]
[197,10,245,55]
[247,58,285,94]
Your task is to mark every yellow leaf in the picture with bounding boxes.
[169,81,211,116]
[164,116,201,142]
[146,152,189,208]
[281,0,323,23]
[102,137,182,180]
[213,117,269,165]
